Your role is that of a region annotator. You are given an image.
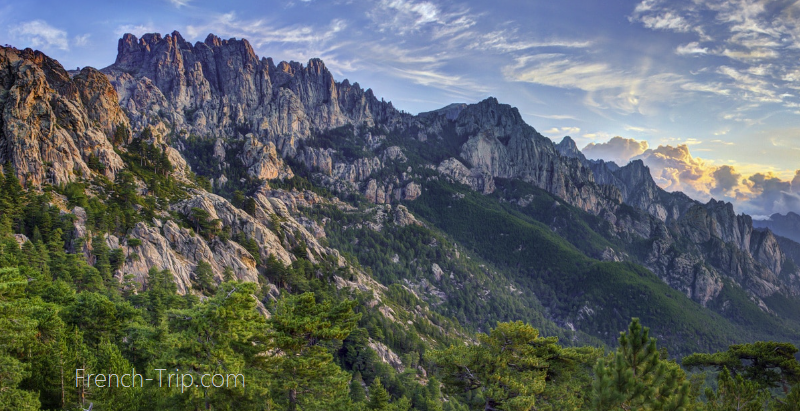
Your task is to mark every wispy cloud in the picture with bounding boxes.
[185,13,347,46]
[630,0,800,112]
[367,0,462,35]
[168,0,192,7]
[9,20,69,51]
[469,30,592,52]
[115,24,156,37]
[624,125,658,133]
[74,34,91,47]
[502,54,687,115]
[530,113,579,120]
[676,42,707,55]
[543,126,580,136]
[637,11,692,32]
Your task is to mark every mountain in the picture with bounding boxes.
[104,31,403,156]
[754,212,800,243]
[2,31,800,363]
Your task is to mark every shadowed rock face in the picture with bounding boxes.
[104,31,404,155]
[0,47,125,187]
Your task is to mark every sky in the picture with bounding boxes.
[2,0,800,218]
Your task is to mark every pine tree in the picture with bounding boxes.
[683,341,800,392]
[773,384,800,411]
[351,372,367,403]
[368,377,391,410]
[592,318,690,411]
[92,234,112,281]
[428,321,560,411]
[259,292,360,411]
[193,260,215,294]
[161,281,267,410]
[0,268,43,411]
[704,367,769,411]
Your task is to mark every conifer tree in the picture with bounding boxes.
[351,372,368,403]
[592,318,690,411]
[429,321,560,411]
[0,268,42,411]
[683,341,800,392]
[162,282,267,410]
[368,377,392,410]
[259,292,360,411]
[703,367,769,411]
[193,260,216,294]
[773,384,800,411]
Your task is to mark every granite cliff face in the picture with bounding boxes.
[0,47,125,186]
[104,31,403,154]
[415,98,620,214]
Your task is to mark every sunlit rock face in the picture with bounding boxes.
[0,47,125,187]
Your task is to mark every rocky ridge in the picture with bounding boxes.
[0,47,125,186]
[5,30,800,353]
[97,31,800,309]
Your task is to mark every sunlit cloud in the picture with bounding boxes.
[583,136,649,164]
[583,134,800,215]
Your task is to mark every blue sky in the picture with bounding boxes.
[2,0,800,217]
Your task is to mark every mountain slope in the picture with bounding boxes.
[3,30,800,360]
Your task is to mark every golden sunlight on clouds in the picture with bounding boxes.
[582,136,800,216]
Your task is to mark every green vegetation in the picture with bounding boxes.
[405,179,800,355]
[2,154,800,410]
[429,321,600,410]
[309,202,587,343]
[592,318,690,410]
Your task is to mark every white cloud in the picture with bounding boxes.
[503,55,630,91]
[638,11,692,32]
[74,34,91,47]
[681,82,731,95]
[368,0,449,34]
[582,136,650,164]
[9,20,69,51]
[503,54,686,115]
[543,126,580,136]
[627,0,800,114]
[720,48,779,60]
[169,0,192,7]
[676,42,707,55]
[185,13,347,47]
[470,30,592,53]
[530,113,579,120]
[624,125,658,133]
[115,24,157,37]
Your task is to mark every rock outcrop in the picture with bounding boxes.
[0,47,125,186]
[103,31,405,152]
[418,98,618,214]
[437,157,495,194]
[239,134,294,180]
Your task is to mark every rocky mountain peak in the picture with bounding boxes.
[556,136,585,160]
[104,31,403,146]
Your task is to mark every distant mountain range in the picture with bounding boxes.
[2,30,800,357]
[754,212,800,243]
